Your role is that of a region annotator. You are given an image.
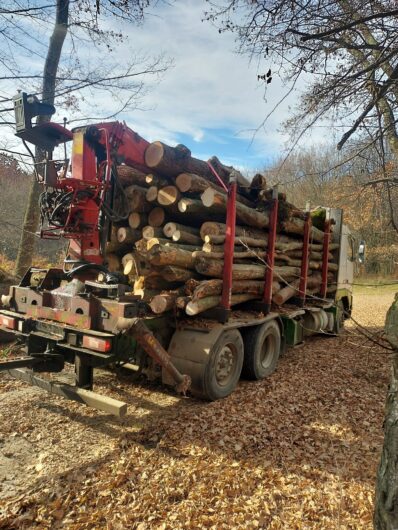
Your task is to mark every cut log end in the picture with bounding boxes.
[145,141,164,168]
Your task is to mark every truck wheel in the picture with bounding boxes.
[334,300,345,334]
[241,320,281,380]
[203,329,244,400]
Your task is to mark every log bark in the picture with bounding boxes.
[195,258,300,280]
[186,293,261,316]
[157,185,181,206]
[117,165,148,188]
[146,238,199,252]
[145,141,230,186]
[178,198,224,221]
[283,218,325,242]
[149,289,184,314]
[124,185,151,213]
[148,244,196,269]
[142,226,165,240]
[121,252,135,268]
[145,173,169,187]
[105,253,121,272]
[186,278,280,299]
[201,187,270,229]
[175,172,254,207]
[273,274,322,305]
[172,230,203,246]
[128,212,148,230]
[158,266,197,283]
[148,207,167,227]
[146,186,159,203]
[200,222,271,241]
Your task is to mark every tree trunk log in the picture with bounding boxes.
[145,141,230,186]
[128,212,148,230]
[163,222,200,239]
[148,244,196,269]
[146,186,159,203]
[157,185,181,206]
[145,173,169,187]
[158,266,198,283]
[148,207,167,227]
[117,165,148,188]
[186,278,280,299]
[195,258,300,280]
[146,238,199,252]
[175,172,254,207]
[142,226,165,240]
[149,289,185,314]
[200,222,273,241]
[178,198,224,221]
[124,185,151,212]
[186,293,261,316]
[172,230,203,246]
[117,227,141,244]
[201,187,270,229]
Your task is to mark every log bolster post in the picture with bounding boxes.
[262,187,279,313]
[297,205,312,306]
[320,211,331,298]
[220,174,238,315]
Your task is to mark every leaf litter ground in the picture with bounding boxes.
[0,288,394,529]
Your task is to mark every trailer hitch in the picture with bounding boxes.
[116,318,191,395]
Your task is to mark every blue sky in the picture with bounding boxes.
[0,0,324,172]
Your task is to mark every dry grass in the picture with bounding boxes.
[0,289,395,529]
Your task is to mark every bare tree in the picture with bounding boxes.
[0,0,171,276]
[207,1,398,527]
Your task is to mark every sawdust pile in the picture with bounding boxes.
[0,290,393,529]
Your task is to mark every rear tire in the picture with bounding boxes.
[203,329,244,400]
[241,320,281,380]
[334,300,345,334]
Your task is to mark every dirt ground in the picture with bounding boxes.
[0,287,395,529]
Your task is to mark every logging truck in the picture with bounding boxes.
[0,93,353,415]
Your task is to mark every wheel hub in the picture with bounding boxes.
[215,345,236,386]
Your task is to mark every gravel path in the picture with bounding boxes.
[0,288,394,529]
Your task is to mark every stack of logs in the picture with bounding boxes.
[105,141,339,316]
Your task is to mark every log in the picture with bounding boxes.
[149,289,184,314]
[158,266,197,283]
[273,274,322,305]
[146,238,200,252]
[128,212,148,230]
[178,197,223,220]
[204,235,268,248]
[148,244,196,269]
[134,288,158,302]
[105,253,121,272]
[145,141,230,186]
[148,207,167,227]
[195,258,300,280]
[117,227,141,244]
[283,217,324,242]
[142,226,165,240]
[200,222,270,241]
[195,250,266,260]
[117,165,148,188]
[145,173,169,187]
[157,186,180,206]
[186,293,260,316]
[201,187,270,229]
[186,278,280,299]
[172,230,203,246]
[163,222,200,239]
[146,186,159,203]
[121,252,135,268]
[175,172,254,207]
[124,185,151,212]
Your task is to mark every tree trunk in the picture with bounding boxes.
[146,186,159,203]
[172,230,203,246]
[15,0,70,278]
[147,244,196,269]
[142,226,164,240]
[145,141,230,186]
[163,222,200,238]
[124,185,151,212]
[186,278,280,299]
[117,227,141,244]
[157,185,180,206]
[186,293,261,316]
[374,295,398,529]
[148,207,167,227]
[201,187,270,229]
[195,257,300,280]
[128,212,148,229]
[117,165,148,187]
